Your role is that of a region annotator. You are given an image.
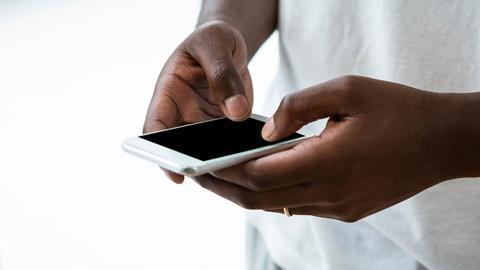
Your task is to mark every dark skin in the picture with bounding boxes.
[144,0,277,182]
[144,1,480,222]
[194,76,480,222]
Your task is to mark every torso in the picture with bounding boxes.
[250,1,480,269]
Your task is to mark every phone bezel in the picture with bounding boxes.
[122,114,310,176]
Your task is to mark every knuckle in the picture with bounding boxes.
[197,21,235,44]
[336,75,358,90]
[174,46,194,60]
[175,39,197,60]
[278,93,309,127]
[193,22,236,54]
[199,20,228,34]
[211,61,235,82]
[279,94,297,113]
[335,75,362,103]
[279,94,301,122]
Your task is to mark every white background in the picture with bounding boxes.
[0,1,279,269]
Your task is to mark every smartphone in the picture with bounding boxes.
[122,114,309,176]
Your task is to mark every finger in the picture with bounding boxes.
[211,145,310,190]
[162,167,184,184]
[196,49,250,121]
[144,85,185,183]
[189,26,252,121]
[193,174,318,210]
[143,92,180,134]
[212,137,340,190]
[261,77,355,141]
[144,49,211,133]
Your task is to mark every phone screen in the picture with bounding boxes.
[140,118,304,161]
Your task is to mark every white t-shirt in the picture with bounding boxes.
[248,1,480,269]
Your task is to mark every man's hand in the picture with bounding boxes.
[143,21,253,183]
[193,76,480,222]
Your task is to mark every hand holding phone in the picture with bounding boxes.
[124,115,308,176]
[143,21,253,182]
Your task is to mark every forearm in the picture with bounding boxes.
[197,0,278,60]
[444,92,480,178]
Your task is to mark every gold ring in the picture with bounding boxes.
[283,207,292,217]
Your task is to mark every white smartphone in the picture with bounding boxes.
[122,114,310,176]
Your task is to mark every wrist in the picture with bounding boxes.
[440,92,480,179]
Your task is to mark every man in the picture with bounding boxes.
[143,1,480,269]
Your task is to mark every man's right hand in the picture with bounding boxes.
[143,21,253,183]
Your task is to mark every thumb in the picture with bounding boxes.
[261,83,347,141]
[195,46,252,121]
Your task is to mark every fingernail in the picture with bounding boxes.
[224,95,250,120]
[262,118,275,141]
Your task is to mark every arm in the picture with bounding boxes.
[198,0,278,60]
[445,92,480,177]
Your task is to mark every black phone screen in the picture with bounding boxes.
[140,118,304,161]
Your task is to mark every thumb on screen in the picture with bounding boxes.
[261,85,344,142]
